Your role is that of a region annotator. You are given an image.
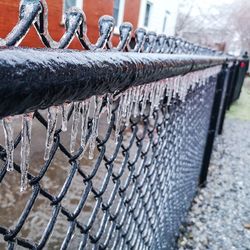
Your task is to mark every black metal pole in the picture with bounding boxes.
[199,63,227,186]
[226,61,239,110]
[230,53,249,104]
[217,63,233,135]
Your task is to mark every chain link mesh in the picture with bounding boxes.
[0,74,217,249]
[0,1,230,249]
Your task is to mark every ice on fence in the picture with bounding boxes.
[44,106,59,161]
[80,99,90,155]
[61,103,71,132]
[1,65,221,191]
[88,96,103,160]
[20,113,33,192]
[2,117,14,171]
[70,102,82,154]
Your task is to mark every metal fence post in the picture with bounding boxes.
[226,61,239,110]
[230,52,249,105]
[199,62,228,186]
[217,62,234,135]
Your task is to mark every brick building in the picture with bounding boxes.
[0,0,179,49]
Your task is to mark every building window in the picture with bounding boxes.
[113,0,125,27]
[162,11,170,33]
[144,2,152,27]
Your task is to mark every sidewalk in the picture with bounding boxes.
[178,78,250,250]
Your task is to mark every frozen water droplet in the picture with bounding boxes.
[89,96,102,159]
[61,103,71,132]
[44,106,58,161]
[2,117,14,171]
[70,102,82,154]
[20,113,33,192]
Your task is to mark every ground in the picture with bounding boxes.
[178,78,250,250]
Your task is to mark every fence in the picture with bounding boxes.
[0,1,248,250]
[226,52,249,107]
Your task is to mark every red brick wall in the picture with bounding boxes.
[84,0,113,44]
[0,1,20,39]
[124,0,141,29]
[0,0,140,49]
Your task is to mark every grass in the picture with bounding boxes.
[227,77,250,121]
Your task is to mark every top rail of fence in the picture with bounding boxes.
[0,48,227,119]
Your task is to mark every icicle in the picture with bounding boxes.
[125,88,134,127]
[106,93,113,124]
[44,106,58,161]
[115,94,124,144]
[70,102,82,154]
[140,85,149,116]
[121,90,129,119]
[20,113,33,192]
[178,79,183,101]
[149,83,157,118]
[172,78,177,98]
[181,81,188,102]
[153,83,159,108]
[173,76,181,98]
[89,96,102,160]
[133,87,141,117]
[61,103,71,132]
[154,82,162,109]
[2,117,14,171]
[79,99,90,159]
[179,76,188,102]
[167,78,174,106]
[159,80,166,101]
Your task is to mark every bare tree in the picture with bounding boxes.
[175,0,250,54]
[230,0,250,53]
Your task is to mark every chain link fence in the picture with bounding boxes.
[0,0,246,249]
